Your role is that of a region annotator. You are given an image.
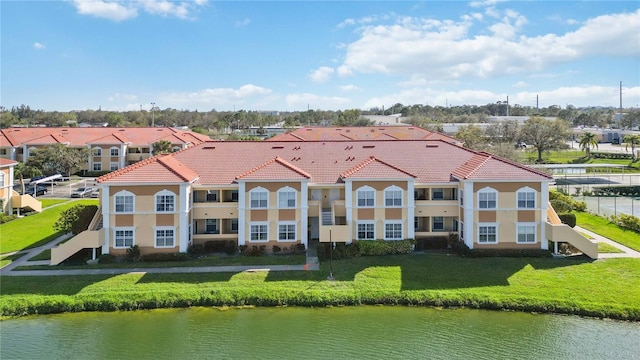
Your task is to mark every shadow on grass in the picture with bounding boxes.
[264,253,593,291]
[0,275,117,296]
[137,272,235,284]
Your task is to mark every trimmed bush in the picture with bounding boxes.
[550,199,572,213]
[98,254,115,264]
[317,239,413,260]
[188,244,204,256]
[610,214,640,233]
[243,245,266,257]
[125,245,141,262]
[558,213,577,228]
[140,253,189,262]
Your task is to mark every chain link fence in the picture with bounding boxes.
[579,195,639,218]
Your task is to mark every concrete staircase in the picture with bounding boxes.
[546,203,598,259]
[50,207,104,265]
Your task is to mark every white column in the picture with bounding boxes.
[300,180,308,248]
[120,144,126,168]
[540,181,549,250]
[407,180,415,239]
[101,186,110,254]
[178,183,190,253]
[344,180,353,243]
[237,182,246,246]
[463,181,474,249]
[10,147,16,161]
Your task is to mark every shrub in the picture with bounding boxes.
[98,254,115,264]
[610,214,640,233]
[204,240,234,254]
[243,245,266,257]
[0,213,18,224]
[550,199,572,213]
[54,204,99,235]
[549,189,587,212]
[415,237,448,250]
[238,245,248,254]
[292,243,306,254]
[187,244,204,256]
[272,245,282,254]
[558,213,577,228]
[224,240,237,255]
[318,239,412,259]
[125,245,141,262]
[140,253,189,262]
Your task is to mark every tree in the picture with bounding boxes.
[455,124,486,150]
[152,140,173,155]
[578,132,598,158]
[27,144,91,177]
[520,117,571,163]
[623,134,640,161]
[13,162,42,195]
[54,204,98,235]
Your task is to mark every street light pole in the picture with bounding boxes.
[151,102,156,127]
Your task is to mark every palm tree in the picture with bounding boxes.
[578,132,598,158]
[13,162,42,195]
[151,140,173,155]
[623,134,640,161]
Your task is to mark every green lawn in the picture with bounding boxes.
[576,212,640,252]
[0,253,25,268]
[528,150,640,172]
[598,242,625,253]
[40,199,70,208]
[2,254,639,320]
[0,199,98,254]
[28,249,51,261]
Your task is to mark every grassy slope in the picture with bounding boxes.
[576,212,640,252]
[2,254,639,320]
[0,199,98,254]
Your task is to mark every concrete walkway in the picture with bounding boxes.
[574,225,640,259]
[0,234,321,277]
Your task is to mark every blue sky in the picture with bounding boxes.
[1,1,639,112]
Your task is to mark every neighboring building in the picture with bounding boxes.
[268,126,461,144]
[0,159,17,214]
[0,127,211,172]
[51,134,596,264]
[572,127,640,144]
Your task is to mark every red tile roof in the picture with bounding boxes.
[0,127,210,148]
[268,126,460,144]
[98,140,552,185]
[96,154,199,183]
[0,158,17,167]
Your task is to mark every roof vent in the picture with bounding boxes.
[203,146,216,150]
[119,129,125,132]
[271,146,284,149]
[426,144,439,148]
[363,145,375,148]
[408,127,414,130]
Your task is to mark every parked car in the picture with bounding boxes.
[13,185,47,196]
[71,187,94,198]
[90,189,100,198]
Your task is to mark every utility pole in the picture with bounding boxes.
[151,102,155,127]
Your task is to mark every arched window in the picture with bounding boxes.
[356,185,375,207]
[110,147,119,157]
[92,147,102,156]
[114,190,135,213]
[277,186,296,208]
[477,187,497,209]
[155,189,176,212]
[250,187,268,209]
[516,187,536,209]
[384,185,402,207]
[27,147,37,157]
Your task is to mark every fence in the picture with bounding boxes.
[580,195,639,218]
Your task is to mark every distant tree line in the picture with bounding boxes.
[1,103,639,131]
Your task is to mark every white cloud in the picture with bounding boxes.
[108,93,138,102]
[71,0,207,21]
[309,66,335,83]
[333,8,639,82]
[286,93,351,111]
[159,84,273,107]
[72,0,138,21]
[236,18,251,27]
[513,81,527,88]
[339,84,359,92]
[33,42,45,49]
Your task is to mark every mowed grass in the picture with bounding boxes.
[576,212,640,252]
[529,150,640,171]
[0,253,25,268]
[598,242,625,253]
[1,254,639,320]
[40,199,70,208]
[0,199,98,254]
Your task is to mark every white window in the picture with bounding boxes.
[110,147,119,157]
[357,222,375,240]
[155,190,175,212]
[110,162,119,171]
[0,172,5,185]
[459,189,464,206]
[250,187,268,209]
[93,163,102,171]
[230,219,239,233]
[384,222,403,240]
[517,187,536,209]
[384,186,402,207]
[517,224,537,243]
[27,147,37,157]
[114,190,134,213]
[155,227,175,248]
[93,148,102,156]
[478,224,498,244]
[432,188,444,200]
[114,228,134,248]
[278,222,296,242]
[357,186,375,207]
[478,188,497,209]
[205,219,218,234]
[277,187,296,208]
[250,222,268,242]
[432,216,445,231]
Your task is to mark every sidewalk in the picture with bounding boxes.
[574,225,640,259]
[0,234,321,277]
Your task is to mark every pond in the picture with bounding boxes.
[2,306,639,359]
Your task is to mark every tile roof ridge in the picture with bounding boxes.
[24,133,62,144]
[339,133,354,140]
[340,155,416,178]
[0,130,18,147]
[156,155,199,182]
[96,155,161,183]
[88,132,126,144]
[477,151,553,179]
[111,132,129,144]
[235,156,311,180]
[463,153,492,179]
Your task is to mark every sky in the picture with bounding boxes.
[1,1,639,113]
